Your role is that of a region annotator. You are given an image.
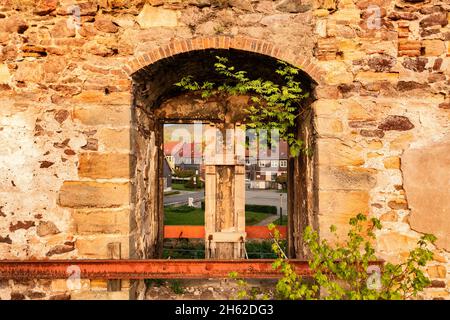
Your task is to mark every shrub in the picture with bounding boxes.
[245,204,277,214]
[173,168,195,178]
[184,176,204,189]
[201,201,277,214]
[231,214,436,300]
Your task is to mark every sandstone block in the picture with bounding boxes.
[402,138,450,251]
[420,13,448,28]
[367,140,383,150]
[388,199,408,210]
[34,0,58,15]
[0,64,11,84]
[355,72,399,84]
[318,190,370,240]
[75,235,129,258]
[0,15,28,33]
[78,153,131,179]
[72,91,131,105]
[383,156,400,169]
[136,4,179,28]
[317,139,365,166]
[50,20,76,38]
[346,100,375,121]
[73,105,131,126]
[57,2,98,16]
[58,181,130,208]
[427,265,447,279]
[319,190,370,217]
[319,166,377,190]
[312,99,340,117]
[330,9,360,23]
[72,209,130,234]
[390,133,414,150]
[378,115,414,131]
[97,128,131,151]
[380,211,398,222]
[94,16,119,33]
[37,221,60,237]
[377,232,417,253]
[422,40,445,56]
[15,62,44,83]
[315,118,343,136]
[322,61,354,85]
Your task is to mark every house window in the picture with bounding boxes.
[271,160,279,168]
[280,160,287,168]
[258,160,268,167]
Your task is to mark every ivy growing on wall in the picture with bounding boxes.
[175,56,310,156]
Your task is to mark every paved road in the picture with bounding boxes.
[164,189,287,212]
[164,190,204,206]
[246,190,287,213]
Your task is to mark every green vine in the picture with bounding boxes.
[231,214,437,300]
[175,56,310,156]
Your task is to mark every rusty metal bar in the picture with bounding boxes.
[0,259,313,280]
[164,226,287,239]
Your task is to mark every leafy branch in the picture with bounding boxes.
[230,214,437,300]
[175,56,310,156]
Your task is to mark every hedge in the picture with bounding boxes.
[201,201,277,214]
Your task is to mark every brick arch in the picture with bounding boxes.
[123,36,324,84]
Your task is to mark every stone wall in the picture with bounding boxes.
[0,0,448,300]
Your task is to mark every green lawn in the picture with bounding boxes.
[171,183,204,192]
[164,205,273,226]
[272,217,288,226]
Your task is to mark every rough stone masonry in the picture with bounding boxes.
[0,0,449,300]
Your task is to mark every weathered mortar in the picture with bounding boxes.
[0,0,448,300]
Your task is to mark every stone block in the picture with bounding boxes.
[389,133,414,150]
[318,190,370,240]
[402,137,450,251]
[58,181,130,208]
[78,153,131,179]
[315,118,343,136]
[383,156,400,169]
[318,166,377,190]
[136,4,179,28]
[317,139,365,166]
[321,61,354,85]
[0,64,10,84]
[355,72,399,84]
[70,290,129,300]
[75,235,129,258]
[97,128,131,152]
[380,211,398,222]
[427,265,447,279]
[72,91,131,105]
[72,209,130,234]
[319,190,370,217]
[73,105,131,126]
[377,232,418,253]
[312,99,341,117]
[14,61,44,83]
[422,40,445,56]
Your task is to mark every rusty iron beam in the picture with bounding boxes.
[164,226,287,239]
[0,259,313,280]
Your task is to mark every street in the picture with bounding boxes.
[164,189,287,213]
